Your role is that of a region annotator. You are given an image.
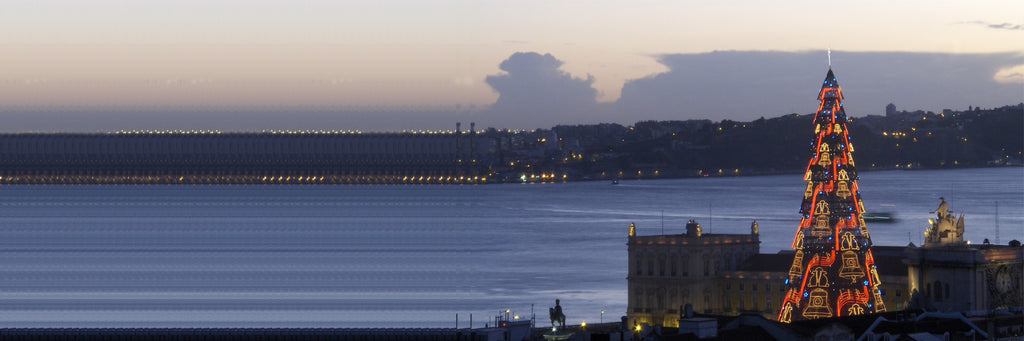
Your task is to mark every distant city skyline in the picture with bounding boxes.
[1,1,1022,131]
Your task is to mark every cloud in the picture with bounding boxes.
[451,76,475,87]
[994,64,1024,83]
[961,21,1024,31]
[616,50,1024,122]
[484,52,605,129]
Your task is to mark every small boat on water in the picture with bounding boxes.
[863,212,897,223]
[864,204,897,223]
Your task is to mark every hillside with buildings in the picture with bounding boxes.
[519,103,1023,181]
[0,103,1019,184]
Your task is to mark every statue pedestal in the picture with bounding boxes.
[543,328,572,340]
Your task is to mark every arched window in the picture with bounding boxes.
[933,280,942,301]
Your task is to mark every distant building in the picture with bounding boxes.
[885,103,897,117]
[723,246,909,316]
[625,200,1023,329]
[626,221,907,328]
[904,201,1024,312]
[626,220,760,327]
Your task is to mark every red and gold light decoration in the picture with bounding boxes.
[778,68,885,323]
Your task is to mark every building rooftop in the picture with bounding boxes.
[731,245,908,277]
[630,233,759,246]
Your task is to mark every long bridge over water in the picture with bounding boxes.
[0,128,502,185]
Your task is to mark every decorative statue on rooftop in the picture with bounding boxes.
[924,197,965,246]
[930,197,950,220]
[549,299,566,329]
[685,220,702,237]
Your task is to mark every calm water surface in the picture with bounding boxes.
[0,167,1019,328]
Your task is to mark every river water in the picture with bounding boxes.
[0,167,1019,328]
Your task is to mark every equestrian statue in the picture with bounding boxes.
[549,299,566,329]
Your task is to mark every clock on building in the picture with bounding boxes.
[996,270,1012,294]
[988,265,1022,308]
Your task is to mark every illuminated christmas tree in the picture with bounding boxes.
[778,67,886,323]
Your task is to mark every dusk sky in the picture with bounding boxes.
[1,1,1022,131]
